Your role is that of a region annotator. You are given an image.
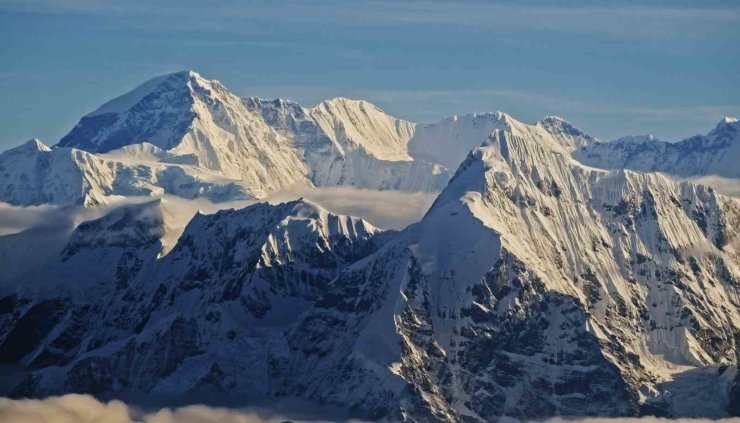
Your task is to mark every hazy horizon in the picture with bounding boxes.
[1,0,739,150]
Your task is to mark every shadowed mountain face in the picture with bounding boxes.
[59,72,199,153]
[0,200,389,398]
[2,110,739,421]
[1,71,739,421]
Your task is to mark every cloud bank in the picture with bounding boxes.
[0,394,372,423]
[266,186,437,230]
[0,187,436,262]
[683,175,740,198]
[1,395,739,423]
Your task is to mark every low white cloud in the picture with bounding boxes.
[266,186,437,230]
[153,187,434,254]
[0,202,64,236]
[0,187,435,260]
[1,395,739,423]
[0,395,132,423]
[683,175,740,198]
[0,196,171,236]
[0,394,367,423]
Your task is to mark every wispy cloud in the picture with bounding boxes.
[267,186,437,230]
[3,0,738,38]
[682,175,740,198]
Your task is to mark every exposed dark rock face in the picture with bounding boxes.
[1,114,739,422]
[58,72,198,152]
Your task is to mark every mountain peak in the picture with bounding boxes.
[538,115,576,129]
[715,116,739,132]
[611,134,661,144]
[21,138,51,153]
[3,138,52,156]
[308,96,416,162]
[57,69,240,153]
[494,110,513,121]
[82,70,215,119]
[170,69,202,79]
[538,115,597,149]
[707,115,739,138]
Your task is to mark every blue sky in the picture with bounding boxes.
[0,0,738,150]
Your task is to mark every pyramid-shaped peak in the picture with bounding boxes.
[168,69,202,79]
[706,115,739,135]
[715,116,739,131]
[7,138,52,154]
[538,115,597,149]
[26,138,51,152]
[84,70,222,118]
[708,116,739,142]
[57,69,239,153]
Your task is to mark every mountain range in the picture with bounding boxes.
[0,71,738,422]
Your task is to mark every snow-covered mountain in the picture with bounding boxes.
[51,71,450,202]
[1,112,738,420]
[282,120,740,420]
[575,117,740,179]
[409,112,597,170]
[4,70,737,207]
[0,138,250,206]
[1,69,739,420]
[0,199,390,397]
[244,96,448,193]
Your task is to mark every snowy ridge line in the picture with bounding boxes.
[0,113,738,420]
[2,70,738,207]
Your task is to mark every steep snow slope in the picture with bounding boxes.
[0,139,250,206]
[575,117,740,179]
[0,200,391,399]
[59,71,311,197]
[308,98,416,161]
[284,124,740,419]
[0,200,167,368]
[244,96,450,192]
[1,115,738,421]
[2,69,740,420]
[7,70,739,207]
[53,71,450,199]
[409,112,596,169]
